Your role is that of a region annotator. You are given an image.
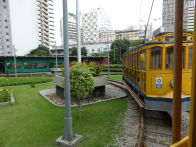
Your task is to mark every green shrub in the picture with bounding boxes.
[103,64,122,68]
[70,63,95,99]
[69,63,95,119]
[0,77,53,87]
[88,62,103,76]
[30,83,36,88]
[0,88,11,102]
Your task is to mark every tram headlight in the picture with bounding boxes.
[170,80,174,88]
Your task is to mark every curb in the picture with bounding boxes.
[39,88,128,108]
[0,93,15,106]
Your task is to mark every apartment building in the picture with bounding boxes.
[37,0,55,48]
[60,13,77,45]
[115,30,140,41]
[2,0,55,55]
[162,0,194,31]
[0,0,13,56]
[82,8,112,44]
[187,0,195,31]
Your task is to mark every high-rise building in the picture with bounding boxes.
[37,0,55,48]
[60,13,77,45]
[187,0,195,31]
[0,0,13,56]
[162,0,194,31]
[2,0,55,55]
[82,8,112,44]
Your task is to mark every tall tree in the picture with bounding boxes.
[110,39,131,63]
[27,45,50,56]
[70,46,87,56]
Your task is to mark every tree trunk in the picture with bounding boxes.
[77,99,82,120]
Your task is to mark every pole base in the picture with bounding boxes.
[56,134,83,147]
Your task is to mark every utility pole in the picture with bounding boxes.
[56,0,82,146]
[13,45,17,77]
[55,41,58,76]
[76,0,81,63]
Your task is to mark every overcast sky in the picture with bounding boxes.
[53,0,163,45]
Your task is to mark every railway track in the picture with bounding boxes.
[108,80,189,147]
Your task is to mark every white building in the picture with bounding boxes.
[162,0,194,31]
[82,8,112,44]
[187,0,195,31]
[60,13,77,45]
[0,0,13,56]
[7,0,55,55]
[99,29,116,43]
[50,42,111,56]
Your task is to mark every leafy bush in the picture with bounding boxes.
[103,64,122,68]
[0,88,11,102]
[0,77,53,87]
[88,62,103,76]
[69,63,95,119]
[70,63,95,99]
[30,83,36,88]
[52,64,64,68]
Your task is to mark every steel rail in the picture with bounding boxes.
[108,80,145,147]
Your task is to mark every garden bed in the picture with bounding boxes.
[40,86,127,108]
[0,92,15,106]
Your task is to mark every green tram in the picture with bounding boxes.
[0,56,107,74]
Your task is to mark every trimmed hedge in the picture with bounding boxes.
[0,77,53,87]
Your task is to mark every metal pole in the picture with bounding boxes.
[76,0,81,63]
[13,45,17,77]
[188,0,196,146]
[107,34,110,80]
[120,46,121,60]
[62,0,74,140]
[55,41,58,76]
[172,0,184,144]
[114,44,115,59]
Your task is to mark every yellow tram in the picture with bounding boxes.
[122,33,193,112]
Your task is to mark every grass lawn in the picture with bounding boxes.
[0,83,127,147]
[109,75,122,82]
[0,77,53,87]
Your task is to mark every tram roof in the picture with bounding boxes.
[123,41,164,55]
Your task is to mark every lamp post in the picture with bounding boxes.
[56,0,83,146]
[13,45,17,77]
[76,0,81,63]
[55,41,58,76]
[106,32,110,80]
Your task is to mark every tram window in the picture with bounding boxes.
[166,47,185,69]
[140,50,146,71]
[151,47,162,69]
[137,52,140,69]
[7,63,21,69]
[166,47,174,69]
[189,46,193,68]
